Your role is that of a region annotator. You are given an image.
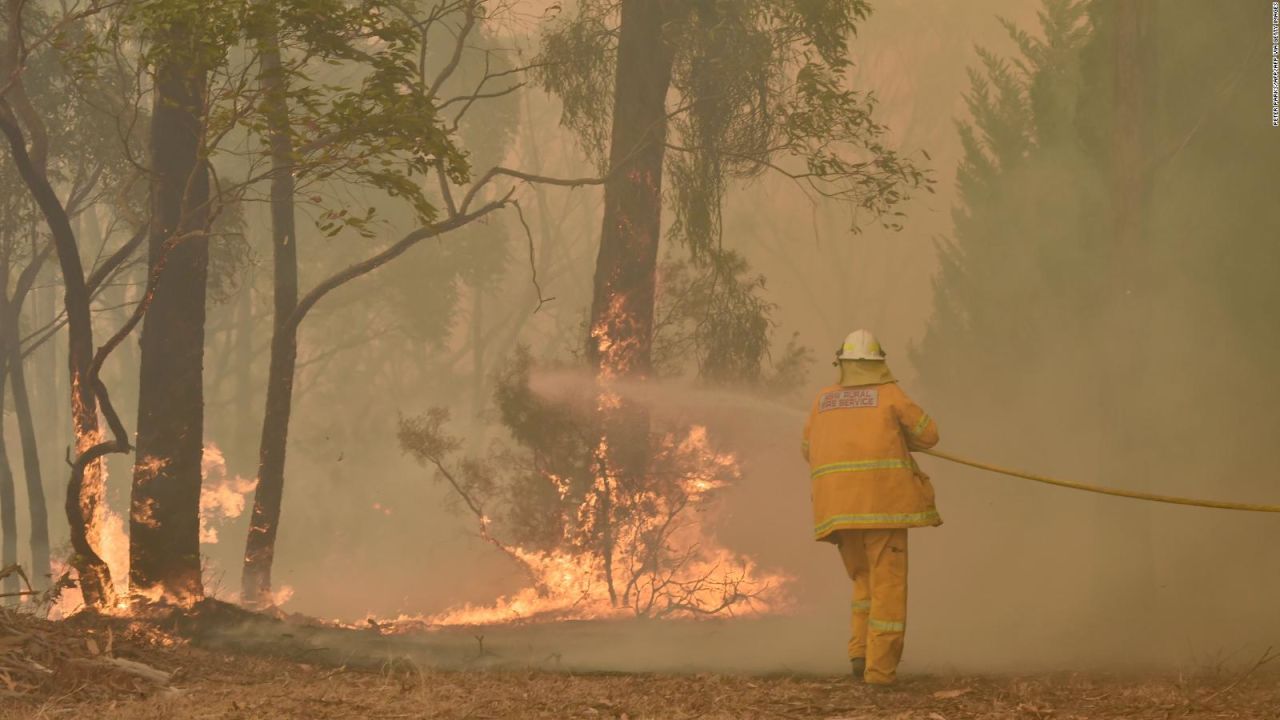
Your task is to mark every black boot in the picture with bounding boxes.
[849,657,866,682]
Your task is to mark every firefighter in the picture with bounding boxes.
[801,329,940,685]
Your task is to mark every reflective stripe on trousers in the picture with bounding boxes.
[836,528,908,685]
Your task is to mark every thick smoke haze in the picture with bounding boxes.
[6,0,1275,678]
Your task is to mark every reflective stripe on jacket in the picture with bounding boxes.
[802,381,941,540]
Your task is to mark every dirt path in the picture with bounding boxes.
[3,604,1277,719]
[7,660,1279,720]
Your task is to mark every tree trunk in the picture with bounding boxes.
[8,327,49,588]
[0,358,18,601]
[129,39,210,603]
[584,0,675,605]
[241,12,299,607]
[233,273,255,473]
[471,286,485,422]
[0,106,116,609]
[586,0,674,378]
[1097,0,1157,636]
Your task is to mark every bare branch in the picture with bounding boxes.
[288,191,512,330]
[436,161,457,217]
[510,198,553,312]
[458,166,609,215]
[86,221,147,293]
[428,0,478,100]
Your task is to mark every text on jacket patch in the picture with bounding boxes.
[819,388,879,412]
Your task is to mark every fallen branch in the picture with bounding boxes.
[66,656,173,686]
[1192,646,1278,709]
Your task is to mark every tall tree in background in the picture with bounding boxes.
[915,0,1100,404]
[239,2,299,607]
[916,0,1280,638]
[1,197,53,598]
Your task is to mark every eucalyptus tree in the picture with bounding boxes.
[515,0,931,603]
[0,0,155,607]
[539,0,931,383]
[237,0,593,606]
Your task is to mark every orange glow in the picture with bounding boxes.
[52,442,130,616]
[383,304,793,628]
[199,444,258,544]
[377,421,788,629]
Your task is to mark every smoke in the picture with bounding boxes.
[284,0,1267,675]
[19,0,1265,680]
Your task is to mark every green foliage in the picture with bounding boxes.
[347,14,524,341]
[917,0,1280,467]
[539,0,930,258]
[493,347,597,509]
[653,250,811,393]
[536,1,617,167]
[244,1,469,235]
[126,0,247,69]
[206,200,252,304]
[914,0,1100,407]
[538,0,917,389]
[0,3,143,279]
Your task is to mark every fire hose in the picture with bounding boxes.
[917,448,1280,513]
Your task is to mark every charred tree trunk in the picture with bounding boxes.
[584,0,675,605]
[241,12,299,607]
[8,335,49,588]
[129,37,210,603]
[586,0,674,377]
[0,106,117,608]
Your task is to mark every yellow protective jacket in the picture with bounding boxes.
[802,381,941,541]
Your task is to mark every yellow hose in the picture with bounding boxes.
[917,448,1280,513]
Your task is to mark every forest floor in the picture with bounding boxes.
[2,602,1277,720]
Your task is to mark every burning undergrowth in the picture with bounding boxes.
[49,444,267,616]
[392,348,789,629]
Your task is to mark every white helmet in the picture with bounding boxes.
[836,329,886,361]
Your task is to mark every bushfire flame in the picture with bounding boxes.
[380,302,789,629]
[379,423,788,631]
[199,444,258,544]
[53,443,263,615]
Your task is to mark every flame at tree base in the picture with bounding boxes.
[50,443,269,617]
[392,415,792,631]
[419,546,787,629]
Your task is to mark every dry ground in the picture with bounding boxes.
[2,605,1277,719]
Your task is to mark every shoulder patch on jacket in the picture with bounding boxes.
[819,388,879,412]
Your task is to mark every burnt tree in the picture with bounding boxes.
[0,109,121,608]
[582,0,675,605]
[240,7,299,607]
[585,0,673,379]
[129,22,211,602]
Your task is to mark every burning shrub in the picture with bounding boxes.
[397,351,785,622]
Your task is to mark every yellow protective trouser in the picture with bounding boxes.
[836,528,907,684]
